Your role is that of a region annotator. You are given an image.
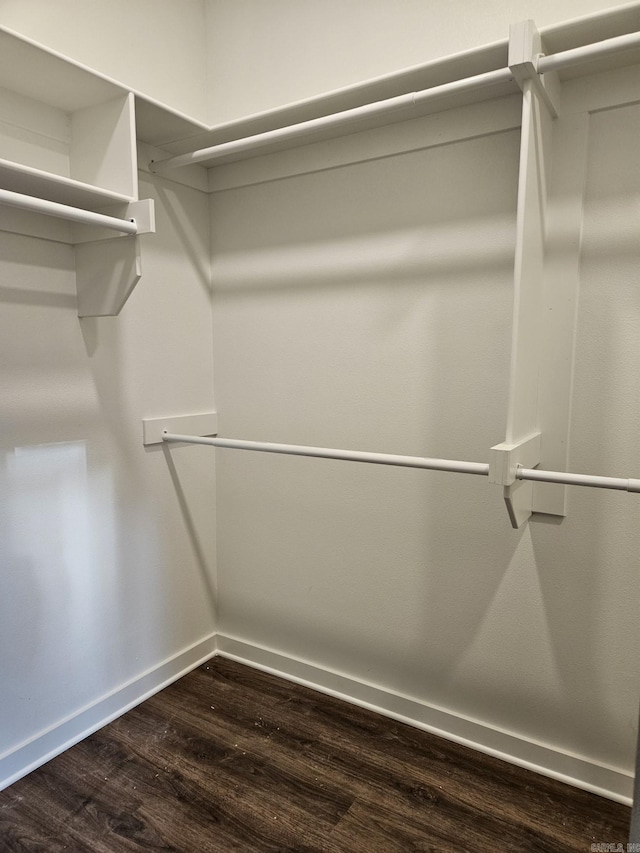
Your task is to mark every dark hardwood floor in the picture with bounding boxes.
[0,657,631,851]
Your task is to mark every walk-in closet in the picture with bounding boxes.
[1,1,640,848]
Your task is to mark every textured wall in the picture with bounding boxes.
[209,87,640,789]
[0,173,217,777]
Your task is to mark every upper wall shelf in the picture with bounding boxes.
[0,87,138,206]
[149,3,640,167]
[0,158,133,210]
[2,3,639,168]
[0,27,171,316]
[157,41,514,160]
[0,25,209,143]
[0,25,209,205]
[0,25,139,209]
[148,20,640,175]
[1,8,639,314]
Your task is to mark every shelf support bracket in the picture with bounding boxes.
[74,199,156,317]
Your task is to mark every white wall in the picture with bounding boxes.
[0,0,219,790]
[208,0,640,801]
[0,171,217,784]
[0,0,209,121]
[2,0,639,804]
[205,0,632,123]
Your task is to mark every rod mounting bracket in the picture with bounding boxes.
[142,412,218,446]
[490,433,541,528]
[509,20,561,117]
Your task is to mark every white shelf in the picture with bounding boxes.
[151,3,640,168]
[0,25,208,151]
[0,27,160,317]
[159,41,512,162]
[0,25,208,207]
[1,9,638,316]
[0,27,122,112]
[0,158,134,209]
[0,85,137,204]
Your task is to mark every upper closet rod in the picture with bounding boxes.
[162,433,640,494]
[0,188,138,235]
[150,28,640,173]
[537,28,640,73]
[149,67,511,171]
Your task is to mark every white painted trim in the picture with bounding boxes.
[216,634,633,806]
[561,63,640,116]
[2,631,633,807]
[0,633,217,792]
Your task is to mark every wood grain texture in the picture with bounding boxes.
[0,657,631,851]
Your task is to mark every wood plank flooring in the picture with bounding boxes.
[0,657,631,851]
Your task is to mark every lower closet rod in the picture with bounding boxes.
[517,467,640,492]
[162,433,640,493]
[0,188,138,235]
[161,432,489,476]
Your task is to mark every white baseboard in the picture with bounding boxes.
[0,633,217,792]
[2,630,632,807]
[216,633,634,806]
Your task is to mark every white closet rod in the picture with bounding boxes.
[150,67,511,171]
[517,467,640,493]
[536,29,640,74]
[0,188,138,235]
[150,28,640,173]
[162,433,491,476]
[162,433,640,492]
